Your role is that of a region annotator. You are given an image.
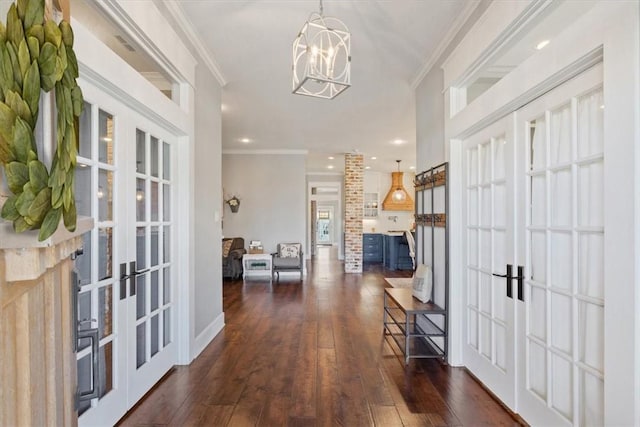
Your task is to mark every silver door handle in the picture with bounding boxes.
[77,328,100,403]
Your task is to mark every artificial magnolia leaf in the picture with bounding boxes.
[38,41,56,78]
[15,182,35,216]
[27,186,51,225]
[5,161,28,193]
[0,134,13,163]
[63,85,72,123]
[28,159,48,192]
[51,179,63,209]
[24,0,44,29]
[59,21,73,47]
[0,100,16,143]
[6,41,22,88]
[14,115,35,155]
[62,182,71,210]
[26,24,43,46]
[18,39,29,79]
[6,5,24,49]
[0,194,19,221]
[0,21,6,45]
[63,198,76,232]
[17,0,27,20]
[38,206,61,241]
[71,85,83,116]
[57,43,67,75]
[5,90,32,127]
[23,60,39,116]
[14,216,31,233]
[27,36,39,63]
[0,49,14,92]
[66,47,78,78]
[43,20,61,49]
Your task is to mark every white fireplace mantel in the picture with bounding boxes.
[0,216,94,282]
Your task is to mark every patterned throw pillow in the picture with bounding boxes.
[222,239,233,257]
[279,243,300,258]
[412,264,433,303]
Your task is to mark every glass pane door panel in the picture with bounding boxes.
[98,228,113,280]
[136,179,146,221]
[151,315,160,357]
[163,268,170,305]
[150,136,159,177]
[76,165,92,216]
[136,274,147,320]
[136,227,147,269]
[151,182,159,221]
[136,129,146,173]
[151,226,159,266]
[163,143,170,179]
[98,169,113,221]
[98,285,113,339]
[78,102,92,159]
[98,110,114,164]
[136,324,146,368]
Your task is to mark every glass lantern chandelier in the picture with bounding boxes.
[292,0,351,99]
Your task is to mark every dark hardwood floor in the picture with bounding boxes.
[118,247,519,426]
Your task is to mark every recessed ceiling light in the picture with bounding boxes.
[600,104,605,109]
[365,166,371,170]
[392,139,406,145]
[409,166,415,170]
[240,138,251,143]
[328,156,335,160]
[327,165,334,169]
[370,156,377,160]
[221,104,228,112]
[536,40,550,50]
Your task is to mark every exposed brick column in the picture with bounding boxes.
[344,153,363,273]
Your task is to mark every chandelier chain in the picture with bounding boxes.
[319,0,323,16]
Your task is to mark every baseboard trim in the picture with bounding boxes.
[191,312,225,361]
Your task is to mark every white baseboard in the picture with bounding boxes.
[191,312,225,361]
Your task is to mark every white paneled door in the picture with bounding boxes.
[75,83,176,427]
[515,66,604,426]
[462,117,517,409]
[462,65,605,425]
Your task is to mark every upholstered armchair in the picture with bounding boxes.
[272,243,303,281]
[222,238,246,279]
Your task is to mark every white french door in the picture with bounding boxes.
[515,65,604,426]
[462,65,605,425]
[126,118,176,404]
[462,117,517,409]
[74,82,177,426]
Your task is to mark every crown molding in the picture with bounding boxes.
[306,172,344,176]
[222,149,309,155]
[410,0,481,90]
[163,0,227,87]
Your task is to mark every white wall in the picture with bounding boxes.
[415,1,491,169]
[222,154,306,254]
[192,66,223,342]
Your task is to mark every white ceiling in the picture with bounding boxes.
[175,0,470,173]
[72,0,472,173]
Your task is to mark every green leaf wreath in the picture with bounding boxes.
[0,0,83,241]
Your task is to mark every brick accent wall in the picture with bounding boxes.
[344,154,363,273]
